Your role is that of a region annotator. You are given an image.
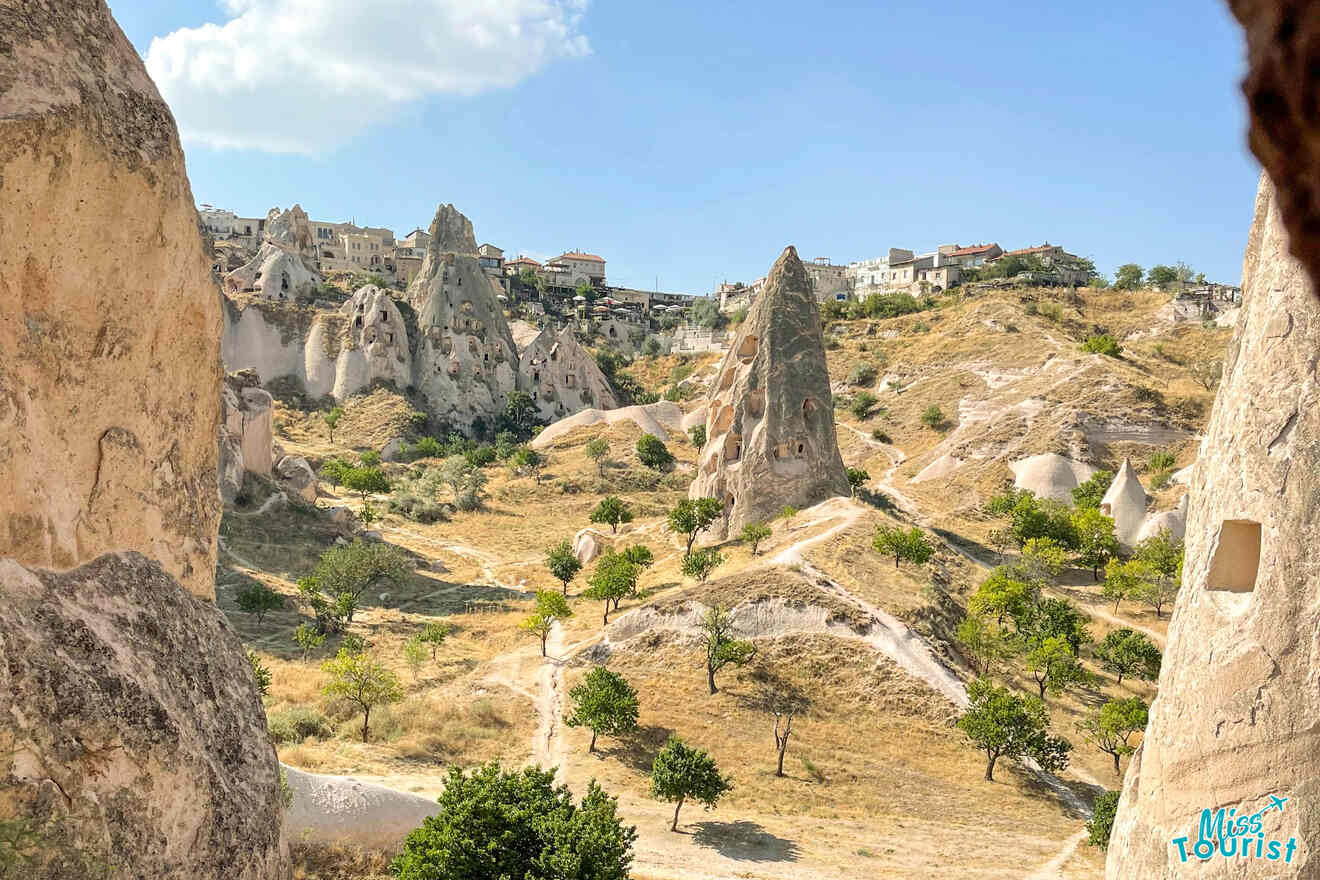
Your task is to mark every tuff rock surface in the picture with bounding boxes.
[1106,173,1320,877]
[334,284,413,398]
[1100,457,1149,549]
[689,246,849,539]
[225,241,321,302]
[0,0,222,599]
[519,325,619,423]
[0,553,286,879]
[221,369,275,484]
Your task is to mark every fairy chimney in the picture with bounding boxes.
[689,246,849,539]
[1100,458,1149,549]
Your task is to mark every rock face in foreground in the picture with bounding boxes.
[0,0,222,599]
[406,203,519,432]
[0,553,286,879]
[690,246,849,539]
[1107,174,1320,877]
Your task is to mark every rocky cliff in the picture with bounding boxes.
[519,325,619,422]
[0,1,286,875]
[1106,173,1320,877]
[690,246,849,539]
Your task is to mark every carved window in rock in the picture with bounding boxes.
[533,371,541,382]
[380,310,388,321]
[737,334,758,363]
[746,389,765,418]
[802,398,819,426]
[565,374,576,389]
[724,433,743,463]
[440,336,453,356]
[797,441,805,456]
[608,326,617,338]
[367,331,377,344]
[469,338,480,356]
[386,332,394,344]
[281,273,290,292]
[1206,520,1262,592]
[355,316,363,328]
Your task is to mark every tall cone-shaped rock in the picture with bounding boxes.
[407,203,518,432]
[690,246,849,539]
[0,1,285,876]
[1106,173,1320,876]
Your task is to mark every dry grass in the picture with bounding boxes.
[290,841,394,880]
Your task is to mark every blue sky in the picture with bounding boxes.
[111,0,1258,293]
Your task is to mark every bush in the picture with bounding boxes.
[1080,334,1123,358]
[1086,791,1120,849]
[1146,449,1176,471]
[871,429,892,444]
[465,445,497,467]
[688,425,706,448]
[410,436,443,459]
[267,707,332,744]
[848,362,878,387]
[850,391,879,420]
[636,433,674,470]
[920,405,946,430]
[387,491,448,523]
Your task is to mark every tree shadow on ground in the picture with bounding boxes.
[1013,765,1102,819]
[689,820,801,863]
[598,723,671,773]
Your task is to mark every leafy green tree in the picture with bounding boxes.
[700,604,756,694]
[1133,529,1184,618]
[650,736,732,831]
[1102,558,1150,613]
[323,406,344,443]
[499,391,541,440]
[968,567,1039,627]
[321,647,403,742]
[297,539,411,631]
[1077,697,1149,775]
[1019,537,1070,580]
[321,457,353,488]
[590,496,634,534]
[1147,264,1177,288]
[1087,791,1121,849]
[845,467,870,496]
[739,521,772,555]
[1025,635,1089,700]
[359,450,382,467]
[668,497,725,557]
[920,405,946,430]
[546,539,583,594]
[403,636,427,681]
[748,673,811,777]
[586,437,610,477]
[1071,507,1120,579]
[292,622,326,661]
[418,622,450,660]
[850,391,879,420]
[956,615,1016,676]
[438,455,488,510]
[1070,470,1114,510]
[391,764,636,880]
[1113,264,1144,290]
[520,590,573,656]
[343,465,391,498]
[236,582,285,623]
[1093,629,1162,685]
[635,433,674,469]
[566,667,640,752]
[687,297,726,330]
[1080,334,1123,357]
[248,650,271,698]
[871,525,934,568]
[509,447,545,483]
[1020,597,1091,658]
[620,544,655,578]
[583,553,641,626]
[688,425,706,448]
[681,548,724,583]
[956,678,1071,781]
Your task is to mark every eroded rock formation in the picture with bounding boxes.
[0,1,285,874]
[1100,458,1149,549]
[221,369,276,487]
[519,325,619,422]
[334,284,413,398]
[225,242,321,302]
[407,203,519,432]
[689,246,849,539]
[1107,173,1319,877]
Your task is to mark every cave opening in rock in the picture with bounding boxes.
[1206,519,1262,592]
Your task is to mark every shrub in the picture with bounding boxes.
[1146,449,1176,471]
[236,582,285,623]
[1087,791,1120,849]
[688,425,706,448]
[1038,302,1063,322]
[848,362,878,387]
[871,429,892,444]
[850,392,878,420]
[410,436,443,459]
[920,405,945,430]
[267,707,332,744]
[465,445,497,467]
[1080,334,1123,357]
[387,491,448,523]
[636,433,674,470]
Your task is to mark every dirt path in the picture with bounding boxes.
[1026,829,1088,879]
[533,622,567,769]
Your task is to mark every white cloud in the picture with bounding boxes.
[145,0,590,154]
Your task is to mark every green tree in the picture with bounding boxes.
[1093,628,1162,685]
[321,647,404,742]
[956,678,1071,781]
[1025,635,1089,700]
[636,433,675,469]
[871,525,934,568]
[1133,529,1183,618]
[1147,264,1177,288]
[968,567,1039,627]
[586,437,610,477]
[546,539,583,594]
[418,622,450,661]
[321,457,353,488]
[845,467,870,496]
[688,425,706,448]
[590,496,634,534]
[403,636,427,681]
[500,391,541,440]
[1087,791,1121,850]
[509,447,545,484]
[1113,264,1144,290]
[248,650,271,698]
[1070,470,1114,510]
[700,604,756,694]
[850,391,879,420]
[292,622,326,661]
[520,590,573,657]
[668,497,725,557]
[298,539,411,631]
[438,454,488,510]
[323,406,344,443]
[956,615,1016,676]
[749,673,811,777]
[236,582,285,623]
[1020,597,1091,658]
[1071,507,1120,579]
[920,405,946,429]
[1077,697,1149,775]
[681,548,725,583]
[1019,537,1070,580]
[583,553,641,626]
[359,450,382,467]
[391,764,636,880]
[343,465,391,498]
[650,736,732,832]
[566,666,640,752]
[1080,334,1123,357]
[739,521,772,555]
[1102,558,1150,613]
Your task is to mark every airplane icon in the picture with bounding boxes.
[1268,796,1289,813]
